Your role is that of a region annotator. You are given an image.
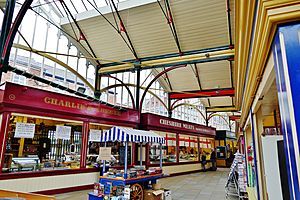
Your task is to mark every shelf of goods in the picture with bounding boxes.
[225,153,247,200]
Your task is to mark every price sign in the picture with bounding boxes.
[89,129,101,142]
[179,141,184,146]
[99,147,112,160]
[55,125,71,140]
[190,142,194,147]
[15,122,35,138]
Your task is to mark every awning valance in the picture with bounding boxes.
[100,126,165,144]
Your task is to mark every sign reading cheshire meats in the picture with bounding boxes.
[141,113,216,136]
[2,82,138,124]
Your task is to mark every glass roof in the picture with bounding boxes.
[0,0,236,131]
[27,0,130,18]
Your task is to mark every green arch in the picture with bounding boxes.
[171,103,206,121]
[100,83,168,110]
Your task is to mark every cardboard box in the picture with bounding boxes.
[163,189,172,200]
[152,183,162,190]
[144,189,164,200]
[124,187,130,199]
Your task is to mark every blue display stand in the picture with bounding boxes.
[88,192,104,200]
[88,127,165,200]
[99,174,162,186]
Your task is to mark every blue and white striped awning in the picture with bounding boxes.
[100,126,165,144]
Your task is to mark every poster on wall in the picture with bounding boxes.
[55,125,71,140]
[185,141,189,146]
[167,139,176,146]
[179,141,184,146]
[190,142,195,148]
[14,122,35,138]
[89,129,101,142]
[99,147,112,160]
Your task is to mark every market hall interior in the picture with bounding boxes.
[0,0,300,200]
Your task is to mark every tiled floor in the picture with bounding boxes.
[55,168,238,200]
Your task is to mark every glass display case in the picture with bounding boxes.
[3,114,83,173]
[149,132,177,164]
[10,157,40,172]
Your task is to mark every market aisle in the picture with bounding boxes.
[158,168,235,200]
[55,168,236,200]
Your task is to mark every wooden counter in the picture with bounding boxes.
[0,189,55,200]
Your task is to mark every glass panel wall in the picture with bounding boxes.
[3,114,82,173]
[149,132,177,164]
[179,135,198,162]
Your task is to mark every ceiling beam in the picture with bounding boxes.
[229,115,241,121]
[169,88,235,99]
[157,0,182,54]
[163,67,173,91]
[110,0,139,60]
[193,63,202,90]
[59,0,101,67]
[226,0,233,46]
[165,0,181,53]
[6,65,126,110]
[102,45,231,68]
[207,106,238,112]
[100,52,234,74]
[61,0,158,25]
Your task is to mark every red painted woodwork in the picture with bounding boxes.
[0,83,139,125]
[176,134,179,163]
[141,113,216,136]
[0,168,98,180]
[0,83,139,178]
[0,112,11,173]
[80,122,89,168]
[229,115,241,121]
[169,89,235,99]
[197,138,201,161]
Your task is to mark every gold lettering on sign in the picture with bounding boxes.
[58,100,65,107]
[44,97,51,104]
[65,101,71,108]
[43,97,122,116]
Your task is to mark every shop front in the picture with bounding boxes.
[236,1,300,199]
[215,130,237,167]
[141,113,216,175]
[0,82,139,194]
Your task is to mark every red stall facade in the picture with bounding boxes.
[0,82,139,194]
[141,113,216,176]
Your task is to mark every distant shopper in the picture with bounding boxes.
[201,152,207,172]
[210,148,217,171]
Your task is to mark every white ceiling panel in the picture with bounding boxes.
[209,96,233,107]
[61,0,230,63]
[230,0,235,44]
[62,15,135,63]
[170,0,229,51]
[166,66,200,91]
[197,60,232,90]
[59,0,235,109]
